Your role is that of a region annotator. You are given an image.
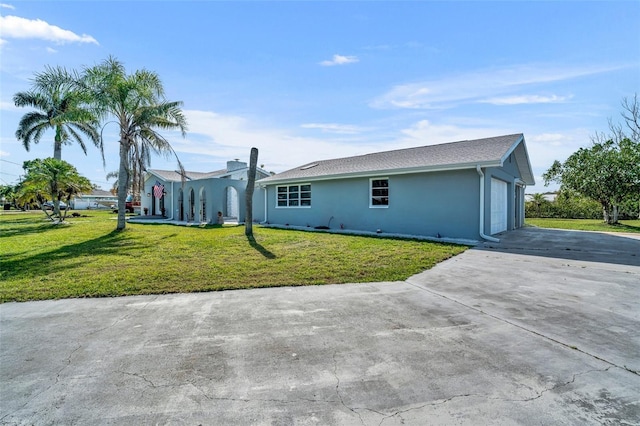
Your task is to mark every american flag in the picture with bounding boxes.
[153,182,164,199]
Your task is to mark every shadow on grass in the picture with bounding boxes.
[614,222,640,233]
[246,235,276,259]
[0,213,70,239]
[0,229,148,280]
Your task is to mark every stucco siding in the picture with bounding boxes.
[263,169,480,239]
[391,170,479,238]
[143,178,249,222]
[483,158,523,233]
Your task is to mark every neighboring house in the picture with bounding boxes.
[71,189,118,210]
[256,134,534,242]
[141,160,270,222]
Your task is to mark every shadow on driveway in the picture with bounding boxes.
[478,227,640,267]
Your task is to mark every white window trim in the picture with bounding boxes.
[275,183,312,208]
[370,177,389,208]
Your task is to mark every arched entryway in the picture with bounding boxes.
[226,186,239,220]
[178,188,184,221]
[199,187,207,223]
[188,188,195,221]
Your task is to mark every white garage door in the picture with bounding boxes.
[490,178,508,234]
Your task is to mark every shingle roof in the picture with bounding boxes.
[76,189,116,197]
[148,169,227,182]
[259,134,534,185]
[89,189,115,197]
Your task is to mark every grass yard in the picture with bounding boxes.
[526,218,640,233]
[0,211,467,302]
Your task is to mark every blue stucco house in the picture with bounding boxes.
[256,134,534,242]
[141,160,270,223]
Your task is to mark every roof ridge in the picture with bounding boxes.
[303,133,524,166]
[260,133,533,186]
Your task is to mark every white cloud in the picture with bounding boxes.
[300,123,368,134]
[0,100,18,111]
[1,3,15,9]
[398,119,509,146]
[371,64,624,109]
[46,46,57,54]
[0,150,10,157]
[529,133,570,146]
[319,54,359,66]
[138,108,593,197]
[393,120,596,194]
[0,15,98,45]
[481,94,571,105]
[172,110,385,172]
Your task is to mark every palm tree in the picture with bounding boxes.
[84,57,187,230]
[14,66,102,161]
[16,158,92,222]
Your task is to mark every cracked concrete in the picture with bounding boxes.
[1,227,639,425]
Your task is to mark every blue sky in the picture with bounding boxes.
[1,1,638,194]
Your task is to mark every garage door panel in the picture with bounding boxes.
[491,178,507,234]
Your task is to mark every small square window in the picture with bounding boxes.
[371,178,389,207]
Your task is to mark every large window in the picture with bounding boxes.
[277,184,311,207]
[370,178,389,207]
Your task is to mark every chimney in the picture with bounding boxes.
[226,160,247,172]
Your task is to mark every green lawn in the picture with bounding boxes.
[526,218,640,233]
[0,210,467,302]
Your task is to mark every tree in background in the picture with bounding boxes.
[544,96,640,224]
[16,158,92,222]
[13,66,102,161]
[83,57,187,230]
[0,185,18,210]
[530,193,547,217]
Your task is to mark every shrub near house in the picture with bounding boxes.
[526,191,639,220]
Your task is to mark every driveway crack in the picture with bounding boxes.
[374,367,612,424]
[85,296,159,338]
[405,280,639,377]
[496,366,612,403]
[0,344,82,423]
[332,351,366,425]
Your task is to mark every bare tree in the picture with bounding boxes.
[592,93,640,144]
[621,94,640,142]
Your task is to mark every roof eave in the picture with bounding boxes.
[146,170,178,183]
[498,134,535,186]
[259,161,501,186]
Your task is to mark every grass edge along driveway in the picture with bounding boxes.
[0,211,467,302]
[526,218,640,234]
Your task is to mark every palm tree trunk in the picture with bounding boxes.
[245,147,258,237]
[54,126,63,161]
[116,139,129,230]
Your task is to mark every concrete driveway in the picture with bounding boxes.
[1,227,639,425]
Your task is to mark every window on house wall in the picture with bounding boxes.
[277,184,311,207]
[370,178,389,207]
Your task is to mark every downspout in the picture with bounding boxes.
[263,185,268,223]
[476,165,500,243]
[514,179,526,229]
[168,181,174,220]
